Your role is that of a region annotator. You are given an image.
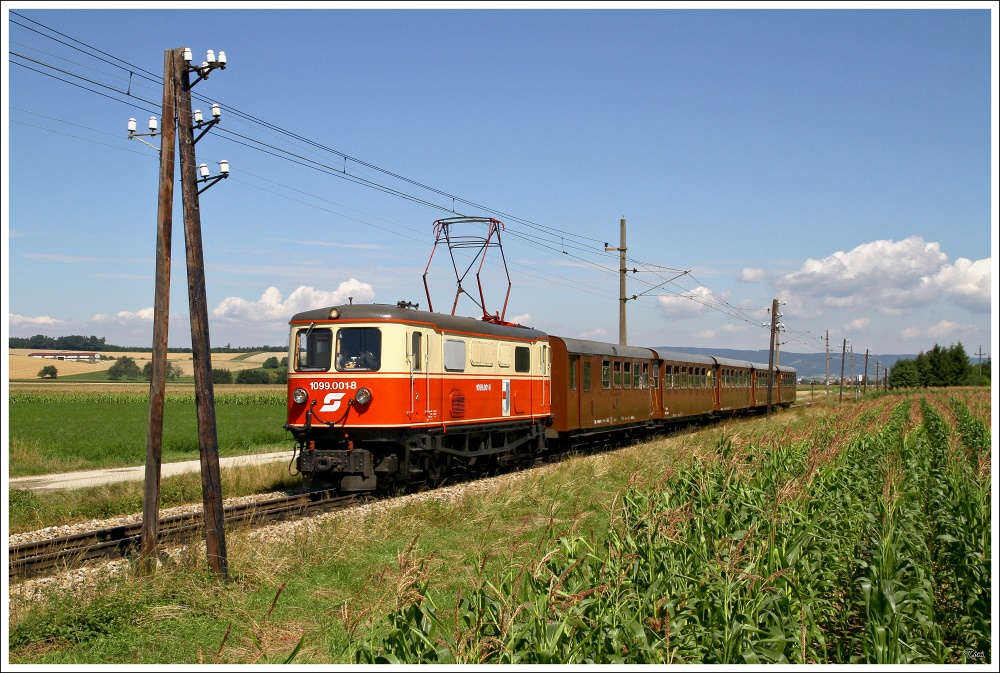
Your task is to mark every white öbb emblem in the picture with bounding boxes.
[320,392,347,413]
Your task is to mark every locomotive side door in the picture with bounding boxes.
[407,329,430,421]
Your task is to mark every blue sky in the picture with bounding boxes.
[3,3,996,359]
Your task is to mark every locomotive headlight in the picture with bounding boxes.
[329,308,340,319]
[355,387,372,405]
[292,388,308,405]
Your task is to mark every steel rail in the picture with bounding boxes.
[10,489,361,580]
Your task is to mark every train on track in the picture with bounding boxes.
[284,302,796,491]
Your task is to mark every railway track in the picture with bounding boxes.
[9,489,365,581]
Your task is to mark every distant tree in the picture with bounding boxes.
[280,356,288,368]
[108,356,141,381]
[263,356,281,369]
[888,358,921,388]
[212,368,233,384]
[37,365,58,379]
[236,368,271,384]
[142,360,183,382]
[272,369,288,384]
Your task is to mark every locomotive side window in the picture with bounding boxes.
[411,332,422,372]
[336,327,381,371]
[602,359,610,389]
[444,339,467,372]
[583,360,592,391]
[514,346,530,373]
[296,327,333,372]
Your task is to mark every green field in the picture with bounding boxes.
[7,388,991,665]
[8,385,288,477]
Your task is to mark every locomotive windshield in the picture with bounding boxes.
[295,327,332,371]
[336,327,382,371]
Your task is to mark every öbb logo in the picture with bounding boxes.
[320,392,346,413]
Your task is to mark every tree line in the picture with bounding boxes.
[888,342,990,388]
[10,334,285,353]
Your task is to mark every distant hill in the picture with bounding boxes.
[649,347,918,380]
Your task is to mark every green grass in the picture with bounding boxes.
[7,389,991,665]
[9,400,288,477]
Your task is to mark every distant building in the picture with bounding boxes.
[28,351,99,362]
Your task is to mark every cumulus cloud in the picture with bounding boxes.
[508,313,532,326]
[776,236,990,314]
[657,286,719,318]
[579,328,609,340]
[843,317,871,332]
[722,323,748,334]
[91,308,155,323]
[212,281,376,322]
[739,268,767,283]
[10,313,63,326]
[900,320,976,342]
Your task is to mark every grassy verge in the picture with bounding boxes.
[9,459,302,534]
[7,390,990,665]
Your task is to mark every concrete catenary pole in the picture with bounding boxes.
[175,51,228,577]
[140,47,179,573]
[619,217,627,345]
[863,349,870,396]
[766,298,778,418]
[839,339,847,404]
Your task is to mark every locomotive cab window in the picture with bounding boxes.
[336,327,382,371]
[296,327,333,372]
[514,346,530,373]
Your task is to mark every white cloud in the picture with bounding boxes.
[900,320,976,342]
[722,323,748,334]
[776,236,990,314]
[10,313,63,326]
[693,329,717,339]
[579,328,609,340]
[843,317,871,332]
[212,281,376,322]
[739,268,767,283]
[508,313,532,326]
[657,286,718,318]
[92,308,154,323]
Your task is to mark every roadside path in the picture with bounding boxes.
[9,450,296,493]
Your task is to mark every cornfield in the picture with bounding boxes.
[353,392,991,664]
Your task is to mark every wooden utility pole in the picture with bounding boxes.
[766,298,778,418]
[140,47,179,573]
[977,345,984,379]
[175,51,228,578]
